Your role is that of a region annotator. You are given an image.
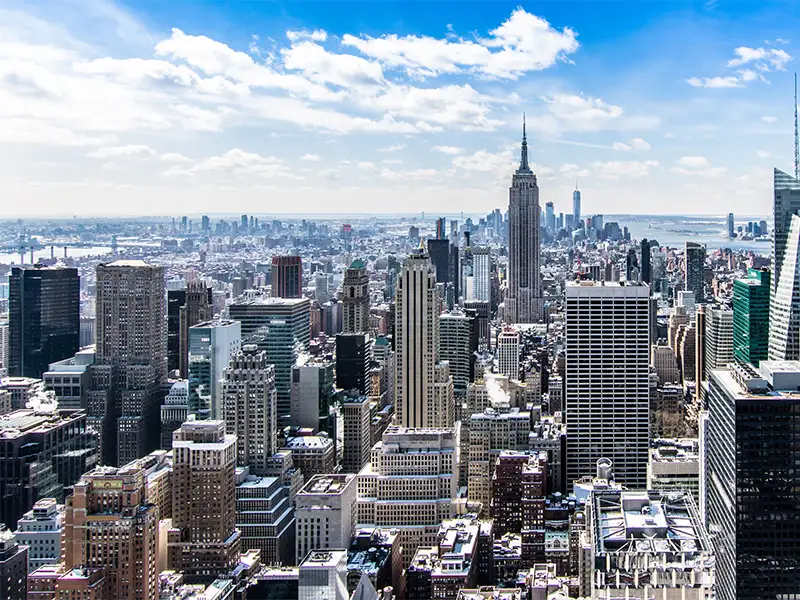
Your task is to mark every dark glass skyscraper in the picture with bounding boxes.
[684,241,706,302]
[8,265,79,379]
[733,268,770,365]
[640,238,651,284]
[271,255,303,298]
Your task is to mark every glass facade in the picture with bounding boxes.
[732,268,770,365]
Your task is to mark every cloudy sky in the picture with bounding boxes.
[0,0,795,217]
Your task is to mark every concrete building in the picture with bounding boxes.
[235,466,295,566]
[272,255,303,299]
[341,395,372,474]
[0,408,97,529]
[704,307,733,375]
[505,119,542,323]
[496,329,520,379]
[167,420,241,583]
[42,346,95,410]
[356,427,459,564]
[770,213,800,361]
[221,345,277,474]
[296,475,357,564]
[472,247,491,304]
[13,498,63,573]
[62,462,160,600]
[346,527,403,597]
[708,361,800,600]
[684,242,706,302]
[0,376,42,410]
[160,379,189,449]
[8,265,79,380]
[647,438,699,501]
[178,281,213,378]
[291,355,336,433]
[187,319,242,420]
[282,435,336,480]
[395,249,440,428]
[299,549,349,600]
[0,525,27,600]
[566,281,650,488]
[342,259,370,334]
[589,490,714,599]
[90,260,166,466]
[432,362,455,429]
[438,310,476,393]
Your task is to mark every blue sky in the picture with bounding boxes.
[0,0,796,217]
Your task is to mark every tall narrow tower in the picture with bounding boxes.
[505,116,542,323]
[573,182,581,225]
[342,259,370,333]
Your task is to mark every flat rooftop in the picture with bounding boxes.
[0,409,84,439]
[301,549,348,569]
[299,474,353,495]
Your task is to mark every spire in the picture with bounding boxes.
[794,72,798,180]
[518,113,531,173]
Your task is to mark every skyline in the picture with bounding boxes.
[2,0,799,216]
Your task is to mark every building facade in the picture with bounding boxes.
[733,267,770,365]
[342,259,370,334]
[295,475,357,564]
[271,255,303,299]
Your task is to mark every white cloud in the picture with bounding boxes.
[762,115,778,123]
[185,148,298,178]
[686,76,743,88]
[677,156,711,168]
[671,156,727,178]
[357,161,376,170]
[453,149,515,176]
[300,153,322,162]
[160,152,191,163]
[380,167,438,181]
[382,159,404,164]
[592,160,659,179]
[559,163,591,177]
[378,144,406,152]
[527,95,659,135]
[281,41,384,88]
[342,8,578,79]
[728,46,792,70]
[432,145,463,155]
[286,29,328,43]
[87,144,155,158]
[757,150,771,158]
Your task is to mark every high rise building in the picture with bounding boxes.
[14,498,64,574]
[435,217,446,239]
[336,332,372,395]
[438,310,477,393]
[91,260,166,466]
[0,408,97,529]
[62,461,160,600]
[357,427,459,565]
[472,247,491,303]
[0,526,28,600]
[178,281,212,378]
[221,345,277,475]
[544,201,555,232]
[497,329,520,379]
[342,259,370,333]
[187,318,241,420]
[427,239,451,286]
[505,119,542,324]
[271,255,303,299]
[640,238,651,284]
[160,380,188,450]
[733,268,770,365]
[727,212,735,238]
[342,394,372,474]
[773,168,800,290]
[290,355,336,434]
[167,419,240,583]
[296,474,357,563]
[708,361,800,600]
[299,549,349,600]
[704,307,733,374]
[8,265,79,379]
[229,297,311,421]
[770,214,800,361]
[431,362,455,429]
[684,242,706,302]
[572,184,581,225]
[565,281,650,488]
[395,249,440,428]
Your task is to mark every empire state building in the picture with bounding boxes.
[505,117,542,323]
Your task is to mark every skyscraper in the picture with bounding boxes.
[733,268,770,365]
[472,247,491,303]
[187,318,242,420]
[178,280,212,378]
[773,168,800,290]
[727,212,735,238]
[8,265,79,379]
[271,255,303,299]
[506,118,542,323]
[565,281,650,488]
[640,238,651,284]
[395,249,439,428]
[91,260,166,466]
[221,345,277,475]
[544,201,555,232]
[168,419,240,583]
[708,361,800,600]
[342,259,370,333]
[684,242,706,302]
[573,184,581,225]
[435,217,446,239]
[336,332,372,394]
[291,355,336,433]
[769,214,800,361]
[438,310,477,393]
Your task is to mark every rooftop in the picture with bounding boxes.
[301,549,348,569]
[299,474,354,495]
[103,259,151,267]
[0,408,84,439]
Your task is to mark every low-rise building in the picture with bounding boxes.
[282,435,336,480]
[648,438,700,502]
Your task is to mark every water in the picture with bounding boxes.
[0,246,113,265]
[617,215,771,254]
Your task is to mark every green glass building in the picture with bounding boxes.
[732,268,770,365]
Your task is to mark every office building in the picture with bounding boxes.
[438,310,477,393]
[346,527,403,597]
[42,346,95,410]
[160,379,189,449]
[168,420,241,583]
[357,426,459,564]
[565,281,650,488]
[282,434,336,480]
[704,307,733,374]
[341,394,372,474]
[335,333,371,394]
[431,362,455,429]
[684,242,706,302]
[733,268,770,365]
[0,526,27,600]
[295,475,357,563]
[62,462,160,600]
[544,201,555,232]
[299,550,349,600]
[14,498,63,573]
[497,329,520,379]
[0,408,97,529]
[472,247,491,303]
[590,490,713,599]
[0,320,8,377]
[91,260,166,466]
[229,297,310,420]
[395,249,440,428]
[573,184,581,225]
[505,120,542,323]
[727,212,735,237]
[342,260,370,334]
[187,318,241,420]
[271,255,303,299]
[770,214,800,360]
[647,439,699,501]
[178,281,213,378]
[291,355,336,433]
[463,300,490,350]
[708,361,800,600]
[773,168,800,290]
[640,238,651,284]
[235,467,295,566]
[221,345,277,475]
[651,340,680,385]
[8,265,79,380]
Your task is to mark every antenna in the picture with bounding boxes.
[795,72,798,180]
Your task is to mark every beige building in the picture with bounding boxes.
[341,395,372,474]
[295,474,357,563]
